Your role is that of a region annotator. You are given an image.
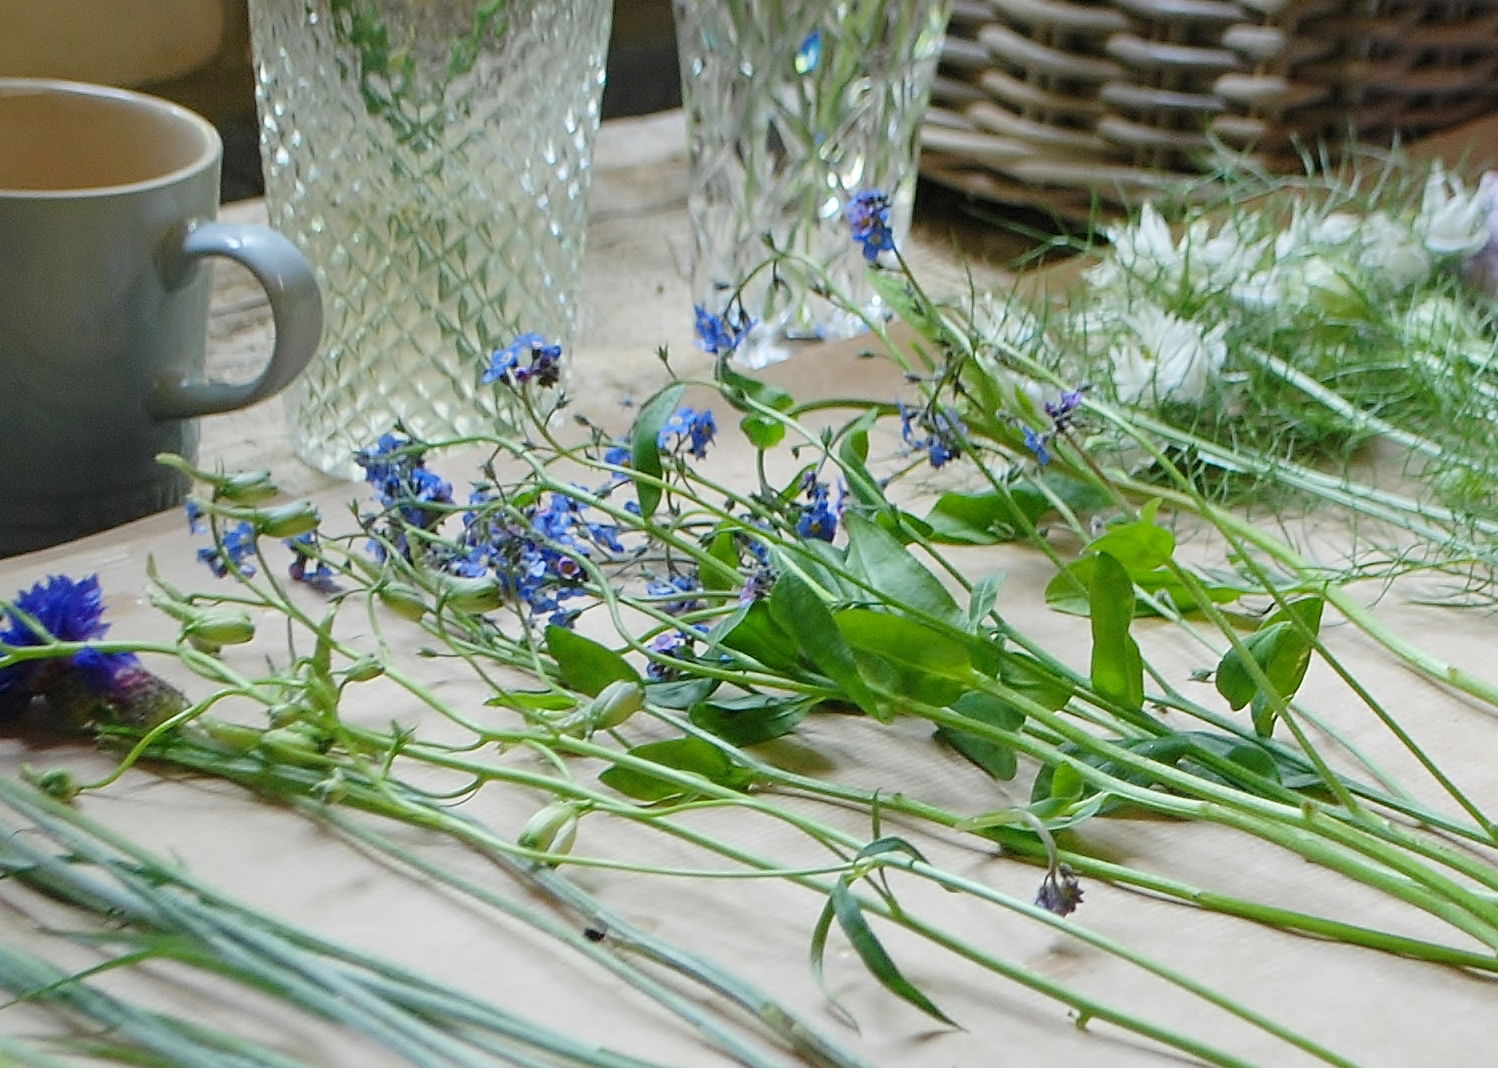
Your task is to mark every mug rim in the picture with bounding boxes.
[0,76,221,199]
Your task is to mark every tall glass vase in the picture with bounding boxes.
[673,0,951,369]
[247,0,612,477]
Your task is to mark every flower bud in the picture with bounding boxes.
[377,584,428,622]
[257,725,331,768]
[585,679,645,730]
[434,574,505,613]
[517,800,582,859]
[252,501,322,539]
[215,469,279,504]
[198,720,262,753]
[183,607,256,649]
[343,657,384,683]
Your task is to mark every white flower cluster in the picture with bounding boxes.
[1059,164,1497,409]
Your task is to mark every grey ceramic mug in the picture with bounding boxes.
[0,78,322,557]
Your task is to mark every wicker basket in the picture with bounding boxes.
[922,0,1498,220]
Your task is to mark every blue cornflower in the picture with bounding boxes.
[898,403,966,469]
[185,500,206,534]
[286,534,339,593]
[197,521,258,578]
[354,432,410,485]
[356,433,453,536]
[646,573,702,616]
[658,407,718,459]
[483,333,564,388]
[845,190,895,263]
[1022,425,1052,467]
[459,489,624,625]
[795,478,843,542]
[0,574,140,718]
[693,304,755,356]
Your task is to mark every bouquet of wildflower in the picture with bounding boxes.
[6,158,1498,1064]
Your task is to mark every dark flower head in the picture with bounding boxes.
[287,534,340,593]
[645,628,697,681]
[483,333,564,389]
[0,574,140,721]
[694,304,755,356]
[1044,387,1086,434]
[845,190,895,263]
[1036,863,1084,917]
[899,402,966,469]
[739,564,778,604]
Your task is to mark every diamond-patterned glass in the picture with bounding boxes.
[673,0,951,369]
[248,0,611,477]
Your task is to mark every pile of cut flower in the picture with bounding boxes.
[3,157,1498,1066]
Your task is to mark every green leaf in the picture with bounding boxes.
[830,881,959,1028]
[924,475,1110,545]
[809,895,859,1031]
[866,271,960,351]
[1046,555,1250,618]
[843,512,961,624]
[645,677,720,709]
[922,490,1021,545]
[834,608,973,708]
[967,573,1004,627]
[933,691,1024,781]
[1088,552,1144,711]
[700,529,742,593]
[1214,596,1324,735]
[629,383,685,520]
[598,737,753,802]
[690,693,814,746]
[768,573,885,718]
[545,627,640,696]
[718,361,794,449]
[711,599,806,675]
[1085,501,1175,572]
[835,411,891,512]
[998,652,1074,712]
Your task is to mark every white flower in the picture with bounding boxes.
[1108,303,1227,406]
[1088,202,1264,295]
[1356,211,1431,290]
[1413,165,1489,257]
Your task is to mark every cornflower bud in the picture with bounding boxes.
[434,574,505,613]
[251,501,322,539]
[215,469,279,504]
[585,679,645,731]
[518,800,583,860]
[183,607,256,650]
[257,724,332,768]
[342,656,384,683]
[377,584,428,622]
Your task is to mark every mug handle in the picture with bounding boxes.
[149,220,323,420]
